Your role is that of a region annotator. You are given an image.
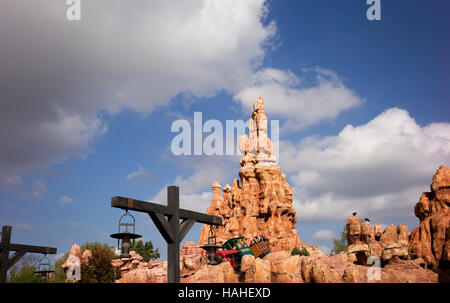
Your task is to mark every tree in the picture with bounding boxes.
[131,240,160,261]
[7,254,41,283]
[332,225,348,254]
[81,247,121,283]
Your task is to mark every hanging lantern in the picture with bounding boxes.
[110,210,142,258]
[200,225,221,265]
[34,254,54,283]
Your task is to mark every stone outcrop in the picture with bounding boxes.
[180,249,436,283]
[409,165,450,280]
[346,216,410,265]
[199,96,301,252]
[185,262,239,283]
[114,242,208,283]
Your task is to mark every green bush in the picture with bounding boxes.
[131,240,160,261]
[8,266,41,283]
[291,246,310,256]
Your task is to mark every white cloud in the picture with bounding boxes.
[58,195,74,205]
[0,0,275,183]
[149,155,237,212]
[233,67,363,130]
[312,229,335,242]
[126,166,154,184]
[0,176,46,199]
[281,108,450,223]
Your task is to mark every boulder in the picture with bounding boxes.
[409,165,450,277]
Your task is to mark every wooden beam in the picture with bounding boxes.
[179,209,222,225]
[4,244,57,255]
[179,219,196,242]
[7,251,26,269]
[167,186,180,284]
[111,196,222,226]
[148,212,174,243]
[112,196,168,215]
[0,226,11,283]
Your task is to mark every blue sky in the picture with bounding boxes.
[1,0,449,261]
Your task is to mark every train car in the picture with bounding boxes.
[249,239,271,258]
[219,235,271,266]
[222,237,253,256]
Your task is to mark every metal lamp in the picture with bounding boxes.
[110,210,142,258]
[34,254,54,283]
[200,225,221,265]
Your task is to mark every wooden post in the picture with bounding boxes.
[0,226,11,283]
[167,185,179,283]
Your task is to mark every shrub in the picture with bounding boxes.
[131,240,160,261]
[291,246,310,256]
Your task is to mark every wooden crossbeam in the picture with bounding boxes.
[111,196,222,225]
[2,244,57,255]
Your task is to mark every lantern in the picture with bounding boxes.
[34,254,54,283]
[110,210,142,258]
[200,225,221,265]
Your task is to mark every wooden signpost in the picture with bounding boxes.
[0,225,57,283]
[111,185,222,283]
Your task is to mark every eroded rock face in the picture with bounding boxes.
[185,262,239,283]
[199,97,301,252]
[115,242,208,282]
[346,216,410,265]
[409,165,450,277]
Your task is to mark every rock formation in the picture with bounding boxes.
[199,96,301,252]
[346,216,410,265]
[113,241,208,283]
[409,165,450,281]
[183,246,437,283]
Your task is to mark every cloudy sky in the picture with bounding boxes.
[1,0,449,259]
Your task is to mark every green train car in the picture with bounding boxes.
[221,236,271,264]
